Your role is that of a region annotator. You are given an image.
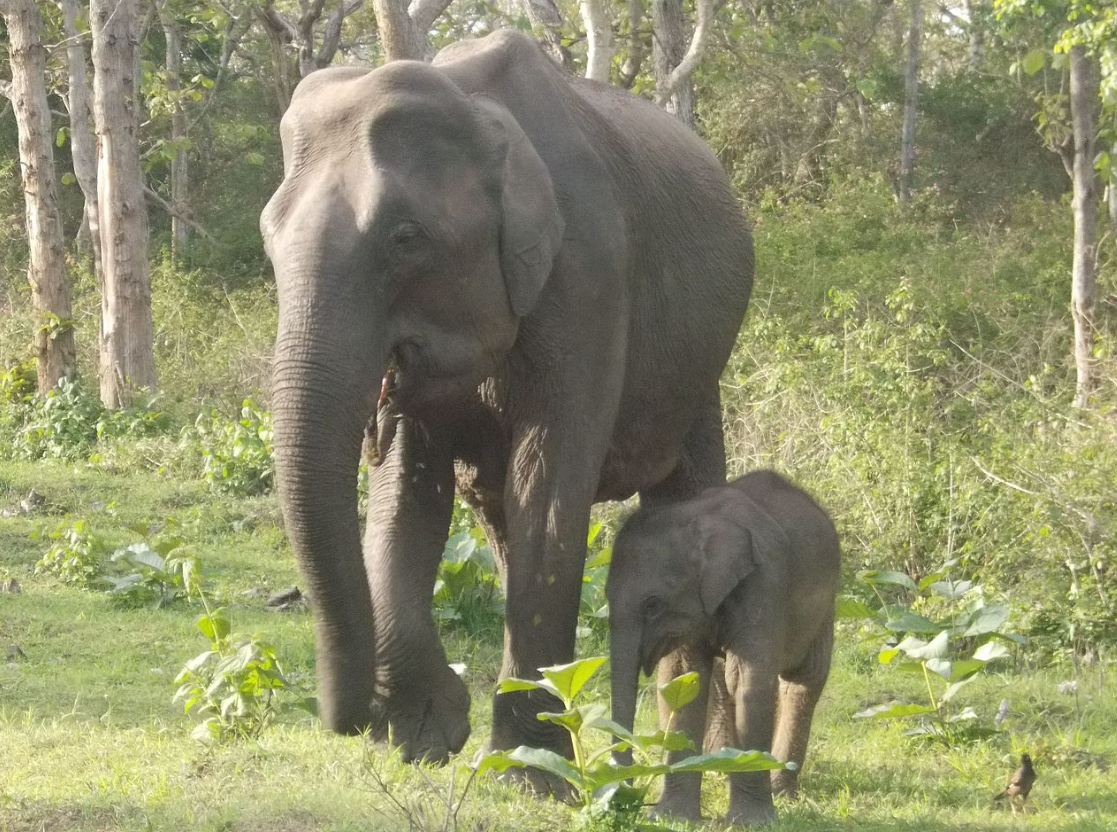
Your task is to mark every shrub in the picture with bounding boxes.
[35,520,106,588]
[187,398,274,495]
[103,522,203,609]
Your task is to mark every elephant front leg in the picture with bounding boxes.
[364,417,468,764]
[488,434,602,767]
[726,653,779,825]
[652,645,713,823]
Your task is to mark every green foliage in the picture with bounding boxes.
[0,358,36,403]
[0,378,168,461]
[187,398,274,495]
[477,658,788,826]
[173,598,289,742]
[845,562,1021,746]
[34,519,106,588]
[103,521,203,609]
[435,527,503,631]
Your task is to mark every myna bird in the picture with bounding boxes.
[994,753,1036,815]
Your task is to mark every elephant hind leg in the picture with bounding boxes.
[639,385,727,509]
[770,618,834,798]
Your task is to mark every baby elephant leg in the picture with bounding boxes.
[653,645,713,822]
[771,619,834,798]
[703,657,735,752]
[726,654,779,825]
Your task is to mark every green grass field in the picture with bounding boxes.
[1,459,1113,831]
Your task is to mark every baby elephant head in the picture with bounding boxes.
[607,490,755,735]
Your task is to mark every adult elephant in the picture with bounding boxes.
[261,29,754,766]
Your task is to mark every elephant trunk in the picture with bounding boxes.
[610,627,643,767]
[272,302,385,735]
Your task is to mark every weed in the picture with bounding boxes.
[103,521,203,609]
[34,519,106,587]
[187,398,274,495]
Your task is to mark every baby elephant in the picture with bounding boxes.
[607,470,839,825]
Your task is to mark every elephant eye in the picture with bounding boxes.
[388,223,429,257]
[643,596,665,618]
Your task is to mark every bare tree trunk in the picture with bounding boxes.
[963,0,984,71]
[1068,45,1098,408]
[617,0,646,88]
[898,0,922,204]
[651,0,699,126]
[373,0,452,61]
[1108,141,1117,227]
[160,5,190,262]
[57,0,102,272]
[92,0,158,406]
[581,0,614,82]
[1,0,78,392]
[522,0,573,69]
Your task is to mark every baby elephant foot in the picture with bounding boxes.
[771,768,799,798]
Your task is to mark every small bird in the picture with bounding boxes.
[994,753,1036,815]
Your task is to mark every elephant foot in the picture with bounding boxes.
[725,800,777,826]
[771,769,799,799]
[368,662,471,765]
[487,755,578,804]
[482,687,578,800]
[649,796,703,824]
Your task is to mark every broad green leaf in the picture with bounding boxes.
[925,657,953,680]
[928,579,973,600]
[585,547,612,570]
[858,569,917,592]
[196,610,230,642]
[947,658,985,681]
[473,746,583,789]
[540,656,606,706]
[585,761,671,789]
[537,703,606,734]
[658,672,700,711]
[973,640,1009,662]
[587,522,603,546]
[852,702,937,719]
[1022,48,1046,75]
[948,706,978,723]
[114,543,166,571]
[901,631,950,660]
[855,78,877,99]
[61,172,77,185]
[958,604,1009,637]
[884,610,941,634]
[942,676,976,702]
[836,596,876,619]
[668,748,788,773]
[878,647,901,664]
[498,676,563,702]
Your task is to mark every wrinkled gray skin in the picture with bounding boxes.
[607,471,839,824]
[261,30,753,769]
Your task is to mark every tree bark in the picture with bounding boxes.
[962,0,984,71]
[1068,45,1098,408]
[580,0,614,81]
[898,0,922,204]
[57,0,102,272]
[521,0,572,68]
[92,0,158,406]
[160,4,190,262]
[1,0,78,393]
[651,0,696,125]
[617,0,646,88]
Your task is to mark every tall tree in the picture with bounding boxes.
[1,0,78,392]
[159,2,190,262]
[581,0,615,82]
[522,0,573,68]
[1067,45,1098,407]
[651,0,715,127]
[898,0,922,204]
[57,0,102,270]
[92,0,158,406]
[371,0,454,61]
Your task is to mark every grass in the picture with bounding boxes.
[1,459,1114,831]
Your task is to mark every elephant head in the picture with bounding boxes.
[260,61,564,734]
[606,491,755,740]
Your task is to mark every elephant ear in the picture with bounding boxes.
[472,95,565,318]
[692,514,755,617]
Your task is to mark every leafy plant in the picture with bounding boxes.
[188,398,274,495]
[0,358,36,404]
[173,586,289,741]
[103,522,202,608]
[434,528,502,630]
[578,522,612,642]
[845,561,1022,746]
[34,520,106,588]
[475,657,788,828]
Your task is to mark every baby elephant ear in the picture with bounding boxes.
[472,95,565,318]
[693,515,755,617]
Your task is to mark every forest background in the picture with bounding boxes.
[0,0,1115,830]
